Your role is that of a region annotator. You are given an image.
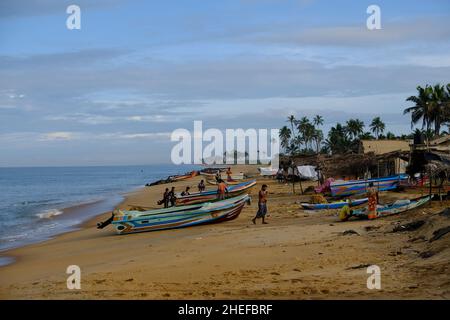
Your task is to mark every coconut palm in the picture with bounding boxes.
[324,123,351,154]
[312,129,324,154]
[345,119,365,139]
[430,84,447,135]
[404,85,434,133]
[279,126,292,154]
[295,116,310,150]
[370,117,385,139]
[313,115,324,127]
[287,115,296,137]
[386,132,396,140]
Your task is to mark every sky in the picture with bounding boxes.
[0,0,449,166]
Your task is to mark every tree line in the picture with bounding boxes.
[279,83,450,156]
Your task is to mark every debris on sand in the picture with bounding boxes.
[342,230,359,236]
[419,251,435,259]
[429,226,450,242]
[364,225,381,232]
[439,208,450,218]
[393,220,425,233]
[346,263,371,270]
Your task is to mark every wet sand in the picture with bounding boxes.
[0,165,449,299]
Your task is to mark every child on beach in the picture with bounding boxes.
[252,184,268,224]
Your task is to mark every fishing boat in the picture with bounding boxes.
[330,174,408,197]
[345,195,431,220]
[111,194,250,234]
[301,197,368,210]
[170,170,198,181]
[176,179,257,206]
[206,179,242,186]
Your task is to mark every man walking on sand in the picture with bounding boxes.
[252,184,268,224]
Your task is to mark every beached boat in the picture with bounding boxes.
[348,195,431,220]
[111,194,250,234]
[206,179,242,186]
[301,197,368,210]
[330,174,408,197]
[176,179,256,206]
[170,170,198,181]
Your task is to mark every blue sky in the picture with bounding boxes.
[0,0,449,166]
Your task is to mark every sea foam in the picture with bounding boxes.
[36,209,63,219]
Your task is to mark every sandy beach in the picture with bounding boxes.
[0,165,449,299]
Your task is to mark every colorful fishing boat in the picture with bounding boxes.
[111,194,250,234]
[206,179,242,186]
[343,195,431,220]
[330,174,408,197]
[176,179,257,206]
[301,197,368,210]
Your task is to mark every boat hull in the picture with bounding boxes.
[301,198,368,210]
[176,180,256,206]
[330,175,408,197]
[352,195,431,219]
[112,195,249,234]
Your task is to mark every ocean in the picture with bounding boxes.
[0,164,200,259]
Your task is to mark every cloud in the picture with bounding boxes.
[235,17,450,47]
[38,131,75,141]
[0,131,171,143]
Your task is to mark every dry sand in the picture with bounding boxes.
[0,165,449,299]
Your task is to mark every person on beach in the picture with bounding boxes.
[226,167,232,181]
[217,179,228,200]
[215,171,221,183]
[168,187,177,207]
[367,182,379,219]
[252,184,268,224]
[198,180,205,192]
[162,188,170,208]
[181,186,190,196]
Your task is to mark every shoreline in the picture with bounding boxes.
[0,181,164,266]
[1,165,449,299]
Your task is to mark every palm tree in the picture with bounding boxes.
[386,132,396,140]
[404,85,434,133]
[313,115,324,127]
[430,84,447,136]
[295,117,311,151]
[287,115,296,138]
[324,123,351,154]
[312,129,324,154]
[279,126,292,153]
[370,117,385,139]
[345,119,365,139]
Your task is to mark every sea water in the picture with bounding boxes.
[0,164,200,261]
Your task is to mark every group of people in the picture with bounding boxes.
[157,171,270,224]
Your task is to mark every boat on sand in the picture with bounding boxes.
[176,180,256,206]
[111,194,250,234]
[340,195,431,220]
[301,197,368,210]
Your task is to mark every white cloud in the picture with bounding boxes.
[38,132,76,141]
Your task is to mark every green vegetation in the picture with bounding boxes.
[279,83,450,156]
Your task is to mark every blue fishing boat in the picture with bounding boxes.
[330,174,408,197]
[111,194,250,234]
[301,197,368,210]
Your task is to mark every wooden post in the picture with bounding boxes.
[429,166,432,207]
